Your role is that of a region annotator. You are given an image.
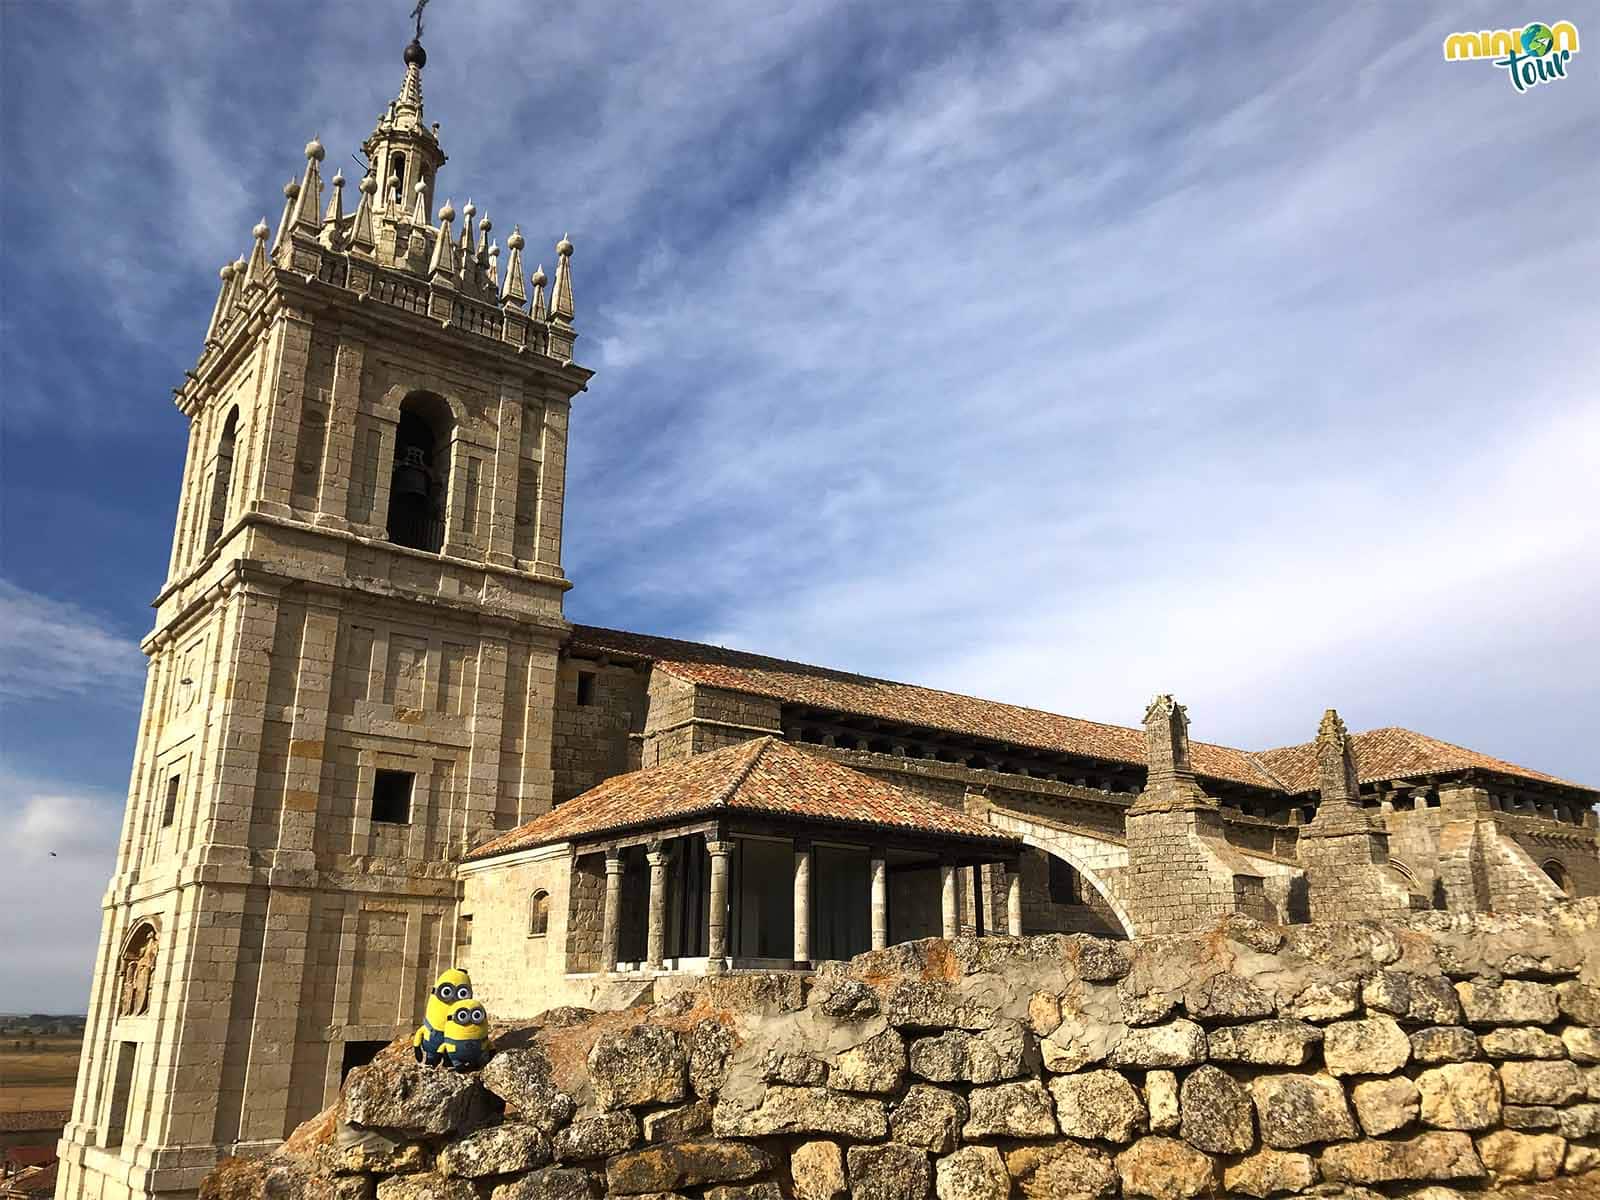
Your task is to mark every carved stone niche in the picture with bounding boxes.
[118,923,159,1018]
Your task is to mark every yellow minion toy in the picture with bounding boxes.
[412,967,488,1071]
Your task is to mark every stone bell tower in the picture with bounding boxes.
[58,33,590,1200]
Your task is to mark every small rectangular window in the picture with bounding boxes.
[372,770,414,824]
[340,1039,389,1081]
[161,776,181,828]
[457,913,474,956]
[576,670,597,707]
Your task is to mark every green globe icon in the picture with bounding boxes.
[1522,22,1555,56]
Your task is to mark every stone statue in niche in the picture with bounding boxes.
[119,926,158,1017]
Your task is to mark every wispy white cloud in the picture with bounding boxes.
[0,772,122,1012]
[0,581,146,702]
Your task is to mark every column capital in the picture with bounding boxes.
[646,848,669,868]
[604,850,625,875]
[705,839,733,857]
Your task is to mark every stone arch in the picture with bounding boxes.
[204,406,239,551]
[984,809,1134,938]
[116,920,160,1018]
[1543,859,1571,896]
[387,390,455,552]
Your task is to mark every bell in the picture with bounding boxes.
[392,445,430,497]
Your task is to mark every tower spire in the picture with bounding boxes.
[550,234,575,324]
[322,171,346,249]
[501,227,528,308]
[292,138,326,235]
[529,263,547,320]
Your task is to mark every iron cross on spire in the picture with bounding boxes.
[410,0,430,40]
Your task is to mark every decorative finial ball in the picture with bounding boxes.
[305,137,325,162]
[234,255,248,270]
[556,233,573,256]
[463,200,476,218]
[283,179,300,199]
[439,200,455,222]
[404,38,427,68]
[388,173,401,194]
[415,180,427,195]
[252,219,270,240]
[359,173,377,195]
[489,242,500,258]
[332,169,345,188]
[531,264,546,284]
[221,262,235,280]
[507,228,525,251]
[479,216,491,233]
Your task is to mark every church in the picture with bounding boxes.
[57,32,1600,1200]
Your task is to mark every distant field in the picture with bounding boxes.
[0,1036,81,1114]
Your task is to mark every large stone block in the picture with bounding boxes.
[604,1140,772,1195]
[830,1027,907,1095]
[790,1140,846,1200]
[436,1125,551,1178]
[1114,1136,1215,1200]
[1416,1062,1501,1131]
[889,1085,966,1154]
[962,1080,1057,1140]
[1479,1027,1565,1059]
[846,1144,931,1200]
[1351,1076,1418,1136]
[1318,1131,1485,1185]
[1049,1070,1146,1144]
[1178,1065,1253,1154]
[933,1146,1009,1200]
[1408,1026,1479,1065]
[589,1024,687,1110]
[1106,1020,1206,1069]
[343,1060,488,1138]
[1499,1059,1586,1105]
[1205,1020,1320,1067]
[1220,1148,1316,1199]
[713,1087,886,1140]
[1474,1130,1565,1183]
[480,1050,576,1135]
[1249,1073,1357,1149]
[1455,979,1559,1026]
[1323,1016,1409,1076]
[1002,1143,1116,1200]
[551,1111,639,1162]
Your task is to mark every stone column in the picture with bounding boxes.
[792,839,813,969]
[1006,863,1024,936]
[601,850,623,972]
[706,839,731,974]
[940,860,960,939]
[646,845,668,971]
[870,851,888,951]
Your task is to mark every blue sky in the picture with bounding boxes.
[2,2,1597,1012]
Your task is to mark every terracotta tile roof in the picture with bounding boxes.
[1254,727,1594,796]
[467,736,1017,861]
[568,625,1595,799]
[569,625,1282,791]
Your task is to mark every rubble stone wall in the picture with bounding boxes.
[228,900,1600,1200]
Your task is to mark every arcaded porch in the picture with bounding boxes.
[570,819,1020,976]
[462,736,1022,987]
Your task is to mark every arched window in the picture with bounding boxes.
[386,392,452,553]
[528,890,549,937]
[204,408,239,551]
[1543,860,1570,895]
[388,151,408,204]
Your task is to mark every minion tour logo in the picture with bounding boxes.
[1443,20,1580,92]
